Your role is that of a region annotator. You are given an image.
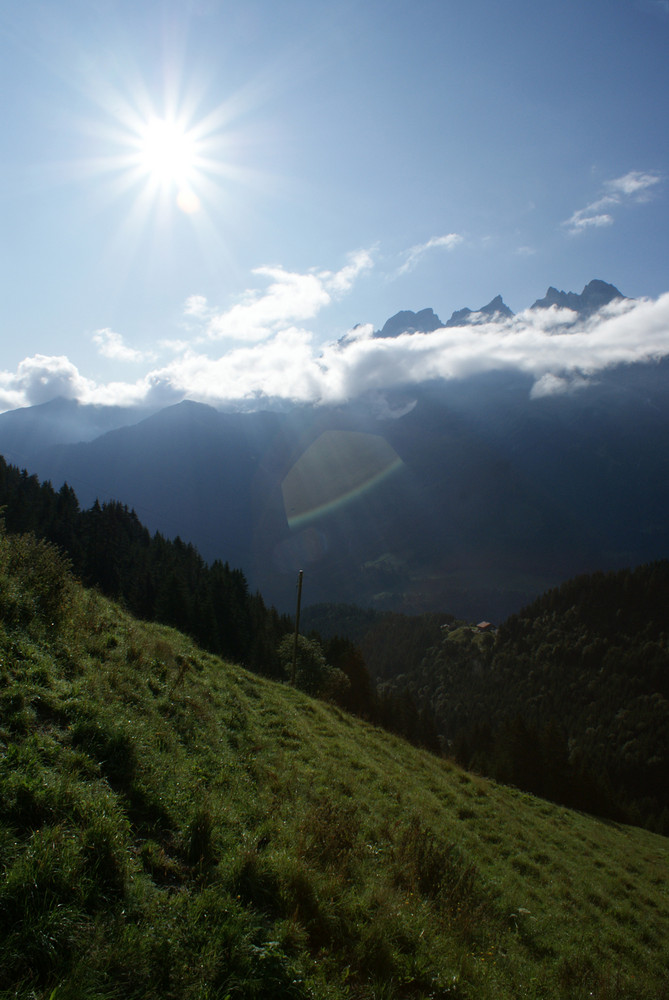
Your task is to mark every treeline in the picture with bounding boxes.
[0,457,439,751]
[0,458,290,675]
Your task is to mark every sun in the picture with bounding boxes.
[135,116,202,213]
[81,75,252,228]
[138,117,195,185]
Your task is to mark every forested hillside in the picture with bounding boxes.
[371,564,669,833]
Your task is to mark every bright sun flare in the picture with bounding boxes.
[136,117,202,213]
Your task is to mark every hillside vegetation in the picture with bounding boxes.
[1,527,668,999]
[353,564,669,833]
[0,456,440,750]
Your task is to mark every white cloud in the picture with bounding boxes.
[139,328,324,406]
[319,249,374,294]
[396,234,463,276]
[529,373,590,399]
[183,295,210,319]
[606,170,661,198]
[514,305,579,331]
[563,170,662,235]
[199,250,373,343]
[92,328,154,363]
[13,355,95,406]
[564,211,614,233]
[0,354,155,412]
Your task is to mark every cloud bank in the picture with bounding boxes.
[2,255,669,415]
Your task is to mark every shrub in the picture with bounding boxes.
[185,803,216,867]
[278,634,347,701]
[0,529,74,631]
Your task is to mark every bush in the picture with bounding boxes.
[0,528,74,631]
[277,634,348,701]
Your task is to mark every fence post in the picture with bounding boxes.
[291,569,304,686]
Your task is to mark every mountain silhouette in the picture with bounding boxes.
[530,279,624,315]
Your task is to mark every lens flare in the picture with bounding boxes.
[282,431,404,530]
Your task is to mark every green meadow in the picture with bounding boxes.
[0,529,667,999]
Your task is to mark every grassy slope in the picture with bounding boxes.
[0,546,668,999]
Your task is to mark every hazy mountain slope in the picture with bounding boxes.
[29,400,286,573]
[0,396,156,469]
[1,527,667,999]
[6,358,669,621]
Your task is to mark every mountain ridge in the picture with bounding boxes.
[530,277,625,315]
[374,278,624,338]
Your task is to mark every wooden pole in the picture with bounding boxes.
[291,569,303,686]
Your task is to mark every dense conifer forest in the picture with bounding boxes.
[342,569,669,834]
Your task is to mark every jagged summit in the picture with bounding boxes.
[445,294,514,327]
[530,279,624,316]
[376,308,443,338]
[375,280,625,339]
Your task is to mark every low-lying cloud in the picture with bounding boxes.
[0,354,95,410]
[2,256,669,414]
[3,293,669,413]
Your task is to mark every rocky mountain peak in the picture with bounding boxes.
[375,308,443,338]
[445,294,514,327]
[530,279,624,316]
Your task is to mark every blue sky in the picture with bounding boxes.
[1,0,668,411]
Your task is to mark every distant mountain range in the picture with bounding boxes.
[375,279,623,337]
[1,278,666,621]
